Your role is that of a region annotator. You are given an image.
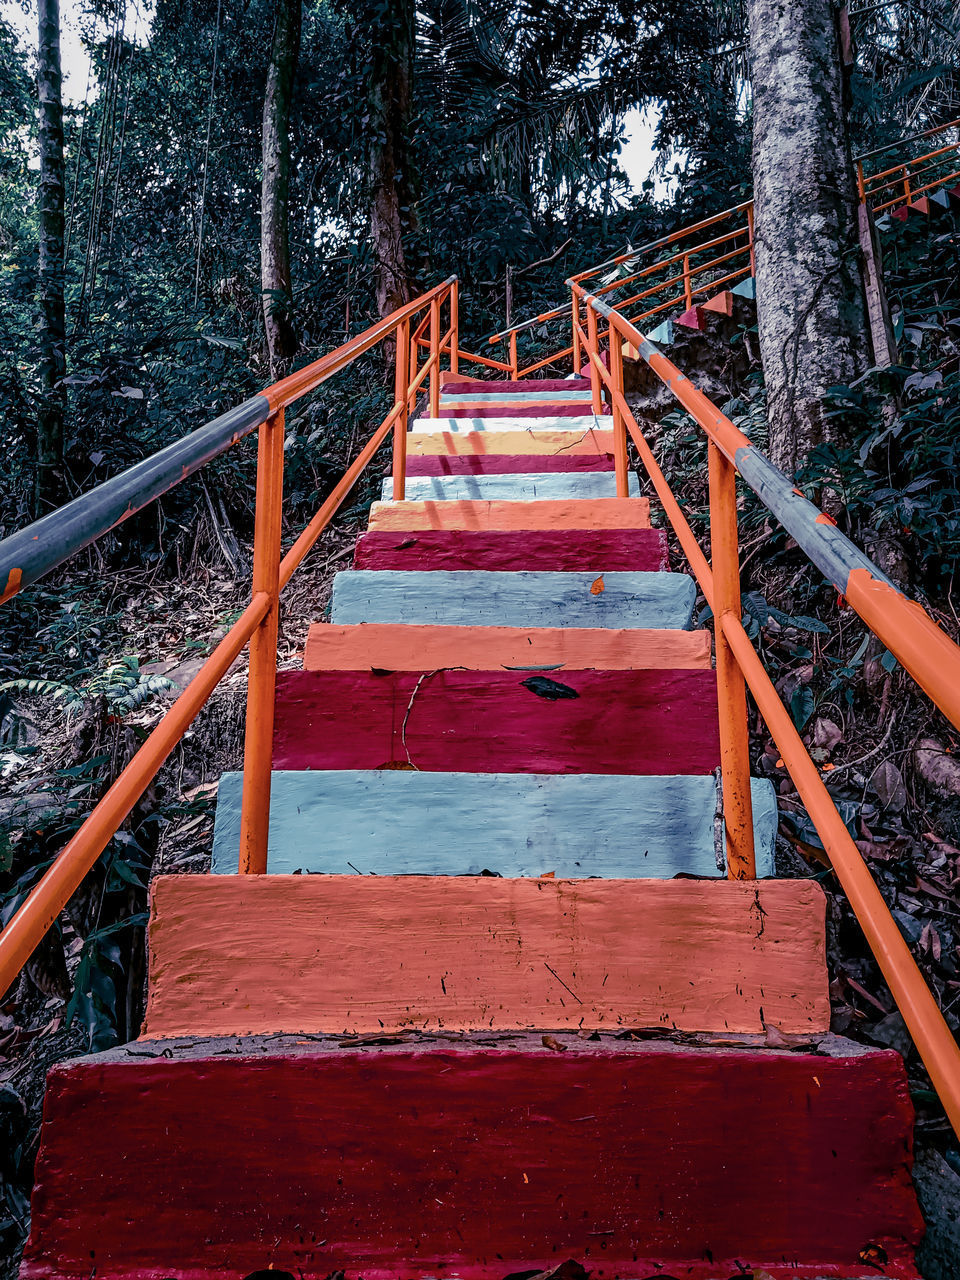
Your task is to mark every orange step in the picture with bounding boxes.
[368,497,651,531]
[407,428,616,457]
[303,622,711,671]
[142,875,830,1038]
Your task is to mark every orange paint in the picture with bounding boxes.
[143,876,830,1038]
[368,497,651,532]
[303,622,712,672]
[408,429,616,457]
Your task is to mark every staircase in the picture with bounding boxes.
[19,377,926,1279]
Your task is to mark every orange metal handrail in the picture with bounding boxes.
[489,121,960,377]
[573,279,960,1136]
[0,276,476,996]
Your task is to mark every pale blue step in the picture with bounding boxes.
[330,569,696,629]
[411,415,605,433]
[440,390,593,403]
[930,188,952,211]
[382,472,640,501]
[647,319,674,345]
[211,770,778,878]
[732,276,756,300]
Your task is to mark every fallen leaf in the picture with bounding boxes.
[916,739,960,798]
[541,1035,567,1053]
[762,1022,792,1048]
[520,675,580,700]
[811,717,843,751]
[590,575,605,595]
[870,759,907,812]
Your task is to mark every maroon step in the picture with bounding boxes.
[273,668,720,774]
[407,453,614,475]
[353,528,669,572]
[21,1034,922,1280]
[438,402,610,419]
[442,377,592,395]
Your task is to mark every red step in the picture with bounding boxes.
[353,528,669,571]
[406,452,614,475]
[21,1036,922,1279]
[442,377,592,394]
[438,402,609,418]
[273,668,721,773]
[676,304,708,330]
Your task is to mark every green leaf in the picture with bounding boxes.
[790,685,815,730]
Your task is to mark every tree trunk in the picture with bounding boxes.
[366,0,415,318]
[747,0,871,477]
[37,0,67,512]
[260,0,301,381]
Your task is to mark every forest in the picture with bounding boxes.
[2,0,960,1273]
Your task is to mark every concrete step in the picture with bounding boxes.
[353,528,668,571]
[406,452,614,474]
[412,414,606,433]
[381,471,639,501]
[143,875,827,1037]
[437,402,606,419]
[367,496,651,531]
[408,426,615,458]
[302,622,712,672]
[24,1031,922,1277]
[329,569,695,629]
[442,376,592,394]
[211,769,778,877]
[440,389,593,404]
[272,667,721,774]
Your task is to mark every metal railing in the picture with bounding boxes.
[488,119,960,377]
[0,276,466,993]
[570,277,960,1135]
[859,117,960,213]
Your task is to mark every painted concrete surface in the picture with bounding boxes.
[406,452,613,475]
[382,471,639,501]
[440,391,592,405]
[437,402,607,419]
[144,876,829,1037]
[211,770,778,877]
[272,668,721,774]
[443,376,592,393]
[26,1035,921,1279]
[441,387,593,399]
[411,414,605,433]
[331,570,696,629]
[353,528,669,571]
[302,622,713,671]
[408,427,616,456]
[368,497,651,531]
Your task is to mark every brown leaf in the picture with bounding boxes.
[590,575,605,596]
[762,1022,792,1048]
[920,921,943,962]
[811,717,843,751]
[870,759,907,812]
[541,1034,567,1053]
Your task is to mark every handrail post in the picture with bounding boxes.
[682,253,693,310]
[509,330,519,380]
[856,160,866,204]
[746,204,756,274]
[903,163,912,203]
[449,280,460,375]
[608,320,629,497]
[708,441,756,879]
[393,316,410,500]
[429,295,441,418]
[585,301,603,417]
[238,408,285,875]
[571,292,582,376]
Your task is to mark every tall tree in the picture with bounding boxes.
[36,0,67,510]
[746,0,871,476]
[364,0,416,317]
[261,0,301,380]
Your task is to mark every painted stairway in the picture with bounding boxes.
[21,378,925,1279]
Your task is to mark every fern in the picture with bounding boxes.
[0,657,176,719]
